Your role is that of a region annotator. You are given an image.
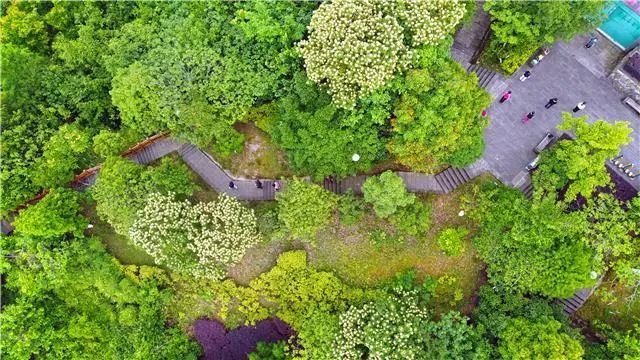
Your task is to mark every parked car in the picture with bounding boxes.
[526,155,541,171]
[533,132,555,154]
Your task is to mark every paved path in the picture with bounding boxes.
[479,34,640,190]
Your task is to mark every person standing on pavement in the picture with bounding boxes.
[522,111,535,124]
[229,181,238,190]
[519,70,531,82]
[573,101,586,113]
[255,179,263,189]
[499,90,512,103]
[545,98,558,109]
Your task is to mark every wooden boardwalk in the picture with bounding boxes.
[5,134,594,316]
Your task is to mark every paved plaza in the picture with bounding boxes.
[480,33,640,190]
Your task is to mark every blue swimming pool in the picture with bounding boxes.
[599,0,640,49]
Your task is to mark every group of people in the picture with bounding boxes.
[499,78,588,124]
[228,179,281,191]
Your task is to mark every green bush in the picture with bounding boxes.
[362,171,415,218]
[248,341,292,360]
[92,128,142,159]
[437,227,469,256]
[390,200,431,237]
[33,124,91,189]
[338,190,367,225]
[276,180,338,240]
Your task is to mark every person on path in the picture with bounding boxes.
[545,98,558,109]
[229,181,238,190]
[273,181,281,191]
[519,70,531,82]
[255,179,263,189]
[499,90,512,103]
[573,101,586,113]
[481,109,488,117]
[585,36,598,49]
[522,111,535,124]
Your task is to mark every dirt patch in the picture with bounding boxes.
[218,122,294,179]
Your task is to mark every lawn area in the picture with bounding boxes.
[81,201,155,266]
[577,276,640,332]
[310,175,492,314]
[215,121,294,179]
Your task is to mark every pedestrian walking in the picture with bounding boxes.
[481,109,488,117]
[522,111,535,124]
[519,70,531,82]
[572,101,586,113]
[255,179,263,189]
[229,181,238,190]
[544,97,558,109]
[585,36,598,49]
[499,90,512,103]
[273,181,281,191]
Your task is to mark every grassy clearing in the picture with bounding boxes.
[81,201,155,266]
[216,122,294,179]
[310,175,492,314]
[577,277,640,332]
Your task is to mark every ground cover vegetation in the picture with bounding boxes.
[2,0,639,358]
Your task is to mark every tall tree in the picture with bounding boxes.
[13,188,87,239]
[387,44,492,171]
[483,0,608,73]
[472,184,595,297]
[533,113,632,202]
[0,235,199,359]
[299,0,465,107]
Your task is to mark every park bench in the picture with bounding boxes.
[623,97,640,115]
[533,132,555,154]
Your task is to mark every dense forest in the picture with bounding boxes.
[2,0,639,359]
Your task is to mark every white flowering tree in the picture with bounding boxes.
[299,0,465,107]
[333,288,432,359]
[129,192,261,279]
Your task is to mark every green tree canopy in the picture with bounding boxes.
[388,45,492,171]
[92,157,194,235]
[484,0,607,73]
[472,184,595,297]
[0,234,199,359]
[534,113,632,202]
[32,124,92,189]
[499,317,584,360]
[13,188,88,239]
[299,0,465,107]
[362,171,415,218]
[275,180,338,239]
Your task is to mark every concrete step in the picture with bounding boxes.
[435,173,454,193]
[444,169,461,188]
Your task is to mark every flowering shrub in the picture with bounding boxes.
[333,287,431,359]
[129,192,261,279]
[299,0,465,107]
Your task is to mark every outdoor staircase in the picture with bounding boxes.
[321,175,368,195]
[322,177,342,194]
[517,177,534,200]
[467,63,498,89]
[434,167,472,194]
[556,288,593,316]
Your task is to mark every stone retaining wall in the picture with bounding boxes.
[609,47,640,102]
